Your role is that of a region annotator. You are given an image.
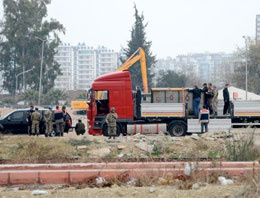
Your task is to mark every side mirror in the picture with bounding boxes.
[7,117,11,121]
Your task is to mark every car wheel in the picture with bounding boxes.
[49,130,56,137]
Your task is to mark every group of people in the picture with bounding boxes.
[27,105,72,137]
[189,83,230,117]
[189,83,230,133]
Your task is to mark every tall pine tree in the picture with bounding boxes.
[121,5,156,91]
[0,0,65,94]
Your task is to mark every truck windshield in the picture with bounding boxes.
[95,90,109,115]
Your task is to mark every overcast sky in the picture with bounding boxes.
[1,0,260,58]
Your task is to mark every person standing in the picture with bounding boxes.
[198,106,210,133]
[31,107,41,136]
[223,84,230,115]
[202,83,208,107]
[44,106,53,137]
[54,106,64,136]
[188,85,202,117]
[105,107,118,139]
[212,86,218,116]
[136,87,142,118]
[27,105,34,136]
[207,83,214,114]
[62,105,71,131]
[75,119,86,135]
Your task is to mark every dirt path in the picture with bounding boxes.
[0,185,246,198]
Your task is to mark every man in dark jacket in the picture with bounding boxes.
[75,119,86,135]
[223,84,230,115]
[54,106,64,136]
[188,85,202,117]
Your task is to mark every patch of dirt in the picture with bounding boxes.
[0,185,246,198]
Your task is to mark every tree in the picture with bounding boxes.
[156,70,186,88]
[20,89,38,105]
[0,0,65,94]
[43,89,67,105]
[121,4,156,90]
[232,39,260,94]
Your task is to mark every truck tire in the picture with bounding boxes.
[168,121,187,137]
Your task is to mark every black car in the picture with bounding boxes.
[0,109,72,136]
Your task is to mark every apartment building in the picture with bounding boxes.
[256,15,260,41]
[154,52,234,87]
[54,44,120,90]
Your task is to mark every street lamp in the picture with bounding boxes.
[15,67,35,100]
[242,36,249,100]
[35,37,48,106]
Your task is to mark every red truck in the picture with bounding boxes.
[87,50,260,136]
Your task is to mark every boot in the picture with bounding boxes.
[113,136,116,140]
[108,136,111,139]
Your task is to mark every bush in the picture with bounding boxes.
[224,131,260,161]
[11,138,75,163]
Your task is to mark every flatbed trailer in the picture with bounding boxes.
[87,71,260,136]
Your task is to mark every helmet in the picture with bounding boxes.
[111,107,115,113]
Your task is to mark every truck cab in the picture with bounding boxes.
[87,71,134,135]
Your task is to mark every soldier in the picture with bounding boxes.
[105,107,118,139]
[44,106,53,137]
[212,86,218,116]
[54,106,64,136]
[31,107,41,136]
[75,119,86,135]
[27,105,34,136]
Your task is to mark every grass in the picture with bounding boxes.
[208,151,218,159]
[7,137,76,163]
[68,138,92,146]
[224,131,260,161]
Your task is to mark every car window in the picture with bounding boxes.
[11,112,24,120]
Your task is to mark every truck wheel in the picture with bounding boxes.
[168,121,187,137]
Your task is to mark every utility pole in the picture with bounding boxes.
[36,37,48,106]
[38,39,45,106]
[15,67,35,101]
[242,36,248,100]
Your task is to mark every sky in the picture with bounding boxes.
[1,0,260,58]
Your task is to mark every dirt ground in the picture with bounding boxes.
[0,184,248,198]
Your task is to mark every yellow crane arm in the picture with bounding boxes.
[116,47,148,93]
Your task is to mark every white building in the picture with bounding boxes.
[54,43,74,90]
[154,53,234,87]
[54,44,120,90]
[256,15,260,41]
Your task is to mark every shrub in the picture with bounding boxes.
[224,131,260,161]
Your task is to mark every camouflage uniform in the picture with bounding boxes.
[27,109,34,135]
[212,89,218,115]
[31,111,41,135]
[44,109,53,136]
[106,107,118,137]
